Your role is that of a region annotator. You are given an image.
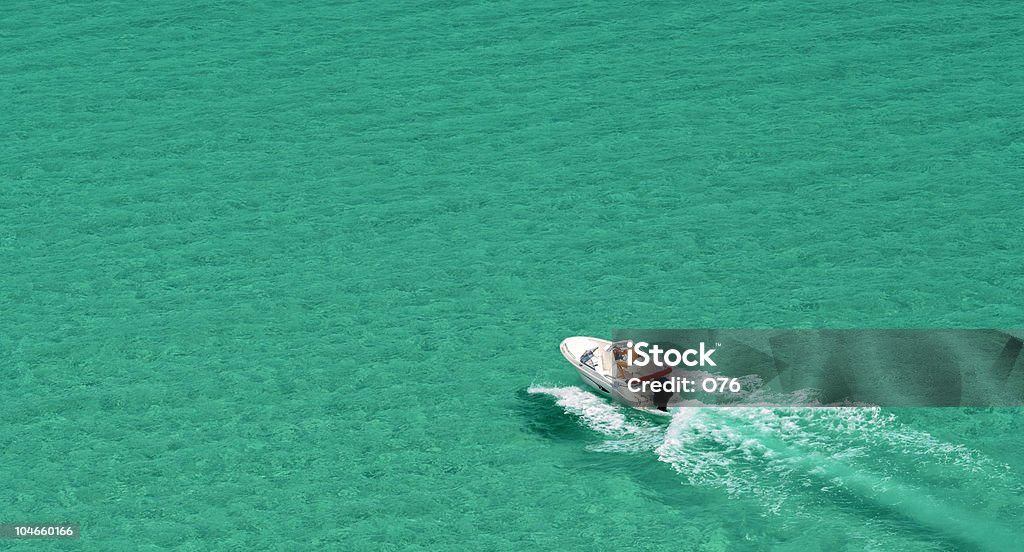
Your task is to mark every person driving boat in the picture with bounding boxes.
[611,344,632,378]
[611,341,673,411]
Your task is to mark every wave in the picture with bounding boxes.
[528,385,1023,549]
[526,385,663,445]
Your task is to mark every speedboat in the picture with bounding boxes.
[559,336,671,414]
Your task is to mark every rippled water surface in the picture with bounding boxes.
[3,1,1023,550]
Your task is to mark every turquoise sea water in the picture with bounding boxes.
[3,1,1023,550]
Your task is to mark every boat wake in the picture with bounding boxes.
[525,385,665,450]
[527,385,1023,548]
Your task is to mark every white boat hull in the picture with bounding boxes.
[559,336,669,414]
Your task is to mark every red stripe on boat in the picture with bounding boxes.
[638,368,673,381]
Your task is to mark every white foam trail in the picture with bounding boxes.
[527,386,666,452]
[653,406,1021,548]
[534,385,1022,547]
[655,407,1015,501]
[657,408,791,512]
[527,385,644,435]
[532,387,1016,497]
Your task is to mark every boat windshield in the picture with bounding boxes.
[578,348,599,369]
